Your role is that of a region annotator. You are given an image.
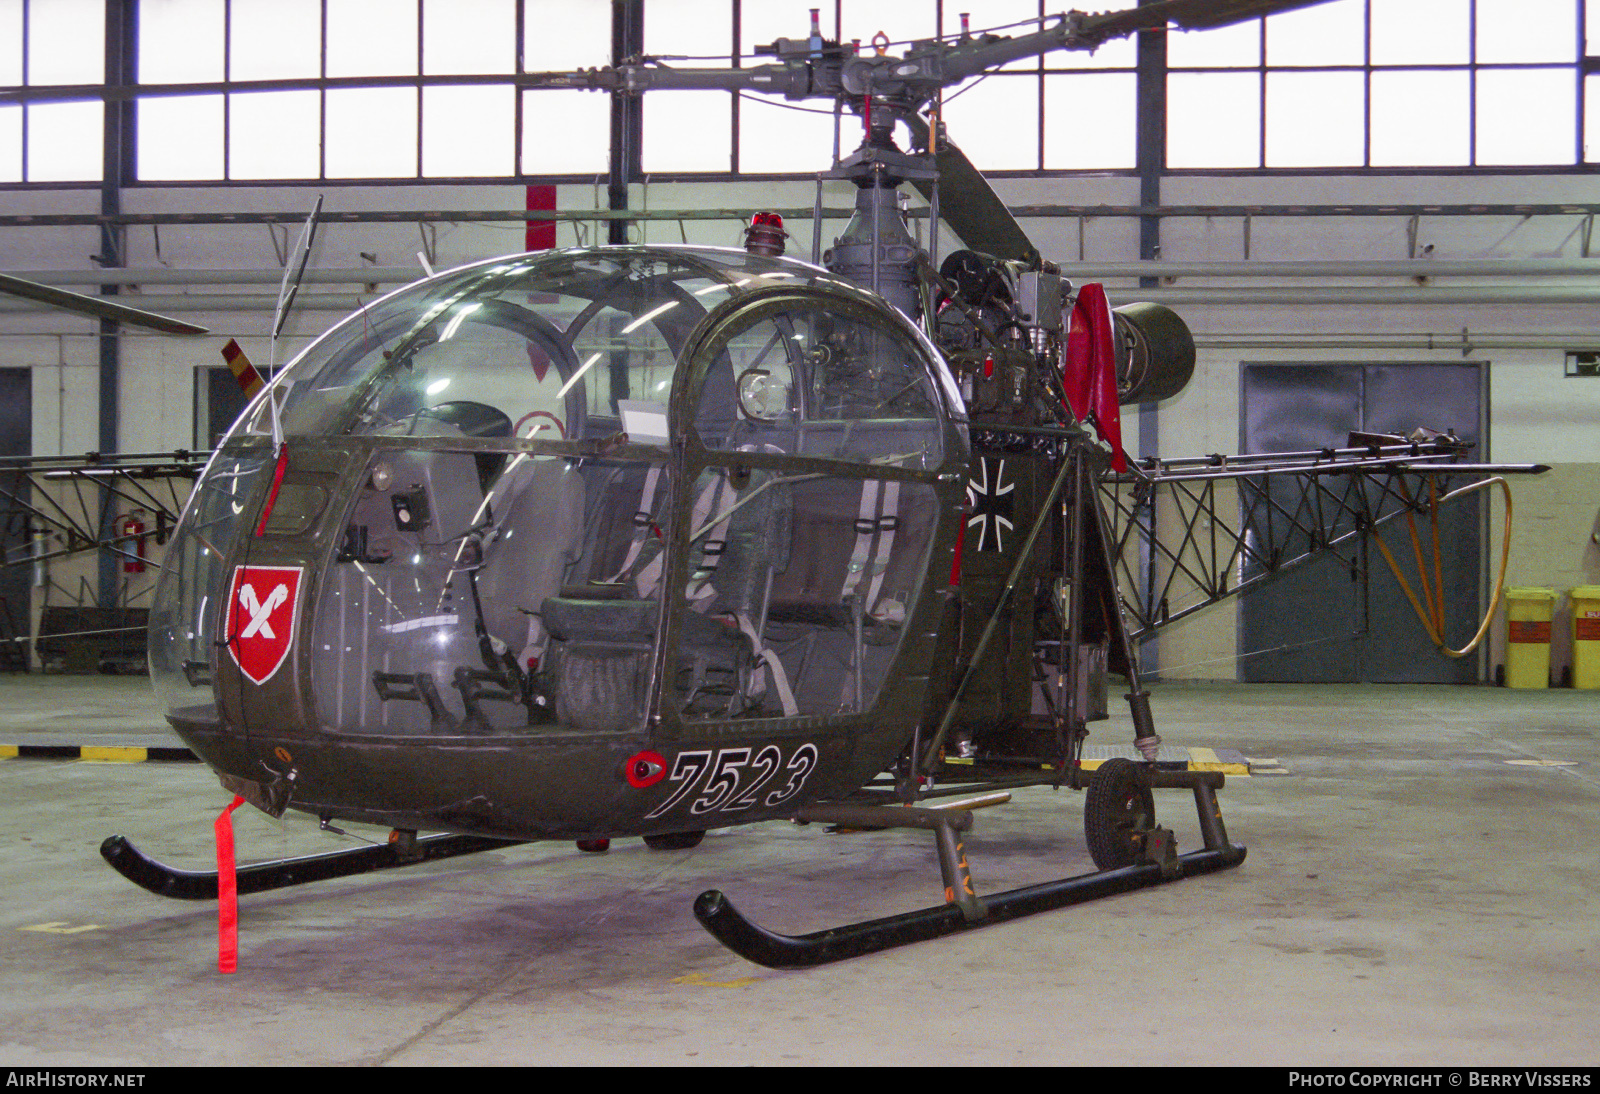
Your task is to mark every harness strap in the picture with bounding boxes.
[863,479,900,618]
[610,465,664,586]
[841,478,902,619]
[841,479,882,602]
[683,471,740,608]
[734,612,799,717]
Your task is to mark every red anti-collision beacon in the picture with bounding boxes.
[743,212,788,257]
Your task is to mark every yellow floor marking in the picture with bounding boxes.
[1196,757,1251,776]
[671,971,762,988]
[1186,747,1251,776]
[81,746,147,763]
[0,745,15,759]
[18,922,104,934]
[1081,752,1250,774]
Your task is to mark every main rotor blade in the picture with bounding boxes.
[902,116,1038,265]
[1080,0,1332,40]
[0,271,209,335]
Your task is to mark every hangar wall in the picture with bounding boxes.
[0,168,1596,682]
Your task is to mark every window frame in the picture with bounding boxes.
[1,0,1597,188]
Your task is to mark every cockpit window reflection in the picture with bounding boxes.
[234,251,836,449]
[696,303,943,467]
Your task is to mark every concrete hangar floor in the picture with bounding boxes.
[0,675,1594,1067]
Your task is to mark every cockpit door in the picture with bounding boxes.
[656,289,955,735]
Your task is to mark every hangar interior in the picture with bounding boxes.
[3,0,1598,683]
[2,0,1598,1067]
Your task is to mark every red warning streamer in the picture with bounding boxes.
[215,795,245,974]
[254,442,289,537]
[1061,283,1127,472]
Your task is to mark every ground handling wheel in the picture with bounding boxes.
[1084,758,1156,870]
[644,830,705,851]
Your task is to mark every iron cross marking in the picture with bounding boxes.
[967,457,1015,552]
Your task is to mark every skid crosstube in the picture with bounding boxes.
[100,832,524,900]
[695,843,1246,969]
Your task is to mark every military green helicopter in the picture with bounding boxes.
[34,0,1531,969]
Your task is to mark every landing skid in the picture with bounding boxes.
[696,846,1244,969]
[695,768,1245,968]
[100,832,524,900]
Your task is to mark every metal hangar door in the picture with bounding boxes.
[1238,361,1486,684]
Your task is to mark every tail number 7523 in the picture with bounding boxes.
[644,743,818,820]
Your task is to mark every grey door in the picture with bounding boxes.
[1239,362,1484,683]
[198,366,265,447]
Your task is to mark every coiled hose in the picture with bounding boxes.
[1371,476,1512,659]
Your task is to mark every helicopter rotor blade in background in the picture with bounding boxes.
[0,271,209,335]
[899,1,1336,262]
[901,114,1038,264]
[1078,0,1333,41]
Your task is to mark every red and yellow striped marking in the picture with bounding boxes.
[221,338,265,398]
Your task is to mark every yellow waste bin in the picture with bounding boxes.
[1571,585,1600,689]
[1505,587,1555,688]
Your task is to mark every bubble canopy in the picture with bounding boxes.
[155,246,968,746]
[233,245,964,448]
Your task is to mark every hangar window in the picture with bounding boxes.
[123,0,608,181]
[425,0,516,76]
[230,0,320,82]
[4,0,1600,184]
[3,0,106,183]
[1168,0,1587,170]
[644,90,733,174]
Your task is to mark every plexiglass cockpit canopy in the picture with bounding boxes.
[155,246,964,742]
[232,246,961,449]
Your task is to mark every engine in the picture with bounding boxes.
[927,248,1196,423]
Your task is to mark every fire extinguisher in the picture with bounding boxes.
[114,511,147,574]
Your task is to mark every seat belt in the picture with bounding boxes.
[610,465,665,589]
[682,470,739,608]
[841,478,901,620]
[733,612,799,717]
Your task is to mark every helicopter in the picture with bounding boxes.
[4,0,1543,970]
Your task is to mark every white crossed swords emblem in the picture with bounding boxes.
[237,582,289,640]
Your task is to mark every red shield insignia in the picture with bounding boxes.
[224,565,303,686]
